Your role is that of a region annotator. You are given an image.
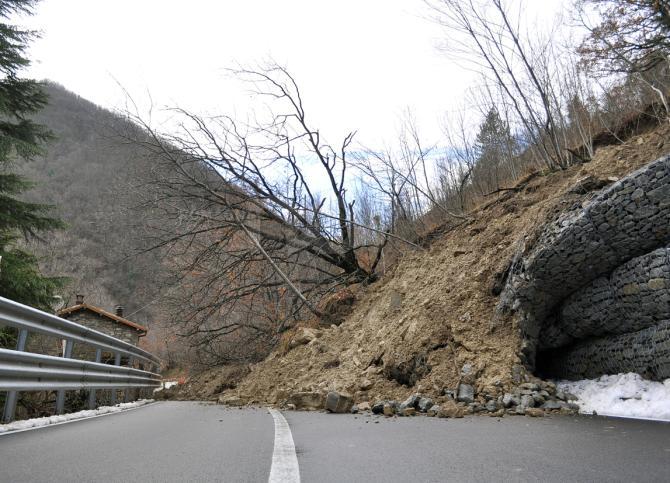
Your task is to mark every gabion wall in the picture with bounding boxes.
[540,247,670,349]
[497,155,670,379]
[539,320,670,380]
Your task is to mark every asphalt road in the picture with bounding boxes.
[1,401,669,482]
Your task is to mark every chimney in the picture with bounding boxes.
[115,305,124,317]
[75,294,84,305]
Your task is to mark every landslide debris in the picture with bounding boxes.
[185,122,670,416]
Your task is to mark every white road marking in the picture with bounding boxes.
[0,401,157,437]
[268,408,300,483]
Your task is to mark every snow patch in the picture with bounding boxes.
[153,380,178,392]
[0,399,154,434]
[558,373,670,421]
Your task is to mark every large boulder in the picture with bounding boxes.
[325,391,354,413]
[287,391,324,410]
[437,400,465,418]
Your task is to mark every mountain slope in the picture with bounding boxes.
[18,82,162,327]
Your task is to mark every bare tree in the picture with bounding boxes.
[121,64,410,363]
[425,0,573,169]
[576,0,670,114]
[576,0,670,75]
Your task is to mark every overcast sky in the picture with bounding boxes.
[23,0,565,147]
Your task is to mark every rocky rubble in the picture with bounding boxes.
[217,370,579,420]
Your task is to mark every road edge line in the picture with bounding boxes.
[268,408,300,483]
[0,400,159,437]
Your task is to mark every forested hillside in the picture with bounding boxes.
[19,82,163,330]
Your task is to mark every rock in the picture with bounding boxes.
[532,393,545,405]
[525,408,545,417]
[457,384,475,404]
[286,404,296,410]
[383,402,395,417]
[389,290,403,310]
[325,391,354,413]
[541,400,563,410]
[502,393,518,408]
[541,381,556,393]
[442,389,456,399]
[520,394,535,408]
[519,382,540,391]
[472,403,486,413]
[511,364,527,384]
[564,392,578,401]
[287,391,324,410]
[437,401,465,418]
[289,327,320,349]
[485,400,498,412]
[371,401,385,415]
[648,278,666,290]
[402,407,416,416]
[218,395,244,406]
[418,397,434,412]
[351,405,359,414]
[427,405,440,417]
[357,401,371,412]
[400,394,421,411]
[359,379,373,391]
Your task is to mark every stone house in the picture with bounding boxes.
[58,294,147,345]
[26,294,148,363]
[55,294,148,362]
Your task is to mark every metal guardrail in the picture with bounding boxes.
[0,296,161,423]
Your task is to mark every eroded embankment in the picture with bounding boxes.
[190,124,670,417]
[499,155,670,380]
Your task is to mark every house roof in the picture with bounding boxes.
[57,303,148,335]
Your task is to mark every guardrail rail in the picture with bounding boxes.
[0,296,161,423]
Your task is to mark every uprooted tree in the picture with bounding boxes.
[124,64,406,364]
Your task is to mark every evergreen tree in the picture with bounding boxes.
[473,107,517,192]
[0,0,64,311]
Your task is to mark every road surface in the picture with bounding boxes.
[1,401,669,482]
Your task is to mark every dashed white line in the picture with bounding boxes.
[268,408,300,483]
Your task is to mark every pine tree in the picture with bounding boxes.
[473,107,517,192]
[0,0,64,311]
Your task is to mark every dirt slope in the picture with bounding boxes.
[209,123,669,408]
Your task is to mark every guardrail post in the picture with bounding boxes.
[2,328,28,423]
[124,356,134,403]
[88,348,102,409]
[110,352,121,405]
[55,339,74,414]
